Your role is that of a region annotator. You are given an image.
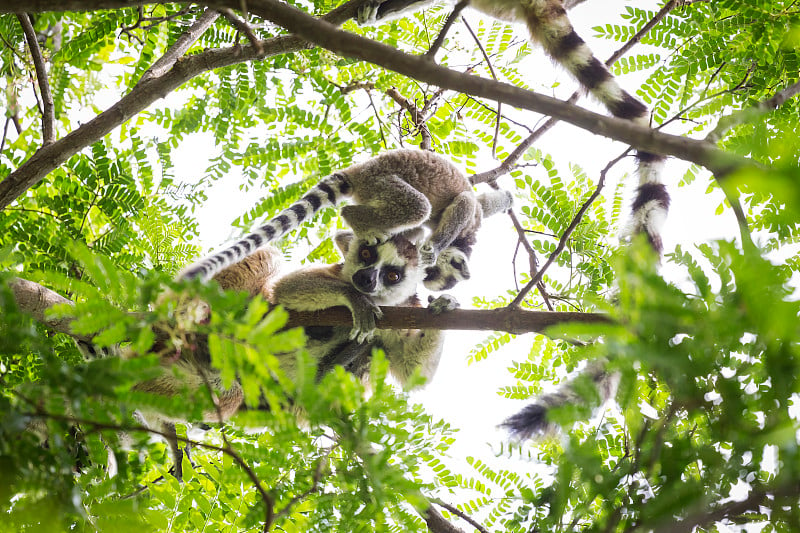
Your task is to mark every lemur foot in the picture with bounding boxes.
[427,294,459,314]
[419,242,437,267]
[356,1,383,25]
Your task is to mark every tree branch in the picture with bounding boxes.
[7,277,93,342]
[283,305,609,335]
[706,78,800,142]
[0,0,364,210]
[139,8,220,83]
[386,87,433,150]
[8,277,609,340]
[431,500,490,533]
[650,481,800,533]
[17,12,55,146]
[214,0,751,176]
[424,505,467,533]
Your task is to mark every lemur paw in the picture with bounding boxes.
[419,242,437,267]
[359,230,392,247]
[427,294,459,315]
[356,1,382,25]
[348,297,383,343]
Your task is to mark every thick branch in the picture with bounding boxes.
[7,277,93,342]
[0,0,363,209]
[9,277,609,338]
[17,12,55,145]
[212,0,751,177]
[284,306,609,335]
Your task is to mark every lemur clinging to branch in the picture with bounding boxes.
[118,232,458,478]
[357,0,670,253]
[356,0,671,438]
[178,149,511,340]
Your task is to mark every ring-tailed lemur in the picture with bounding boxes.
[355,0,671,437]
[115,233,456,476]
[178,149,512,300]
[357,0,670,253]
[260,231,459,385]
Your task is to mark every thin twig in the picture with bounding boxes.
[273,447,334,521]
[139,8,221,83]
[508,150,629,308]
[17,13,55,145]
[218,7,264,54]
[425,0,469,59]
[508,208,554,310]
[431,499,490,533]
[706,78,800,142]
[386,86,432,150]
[461,16,501,158]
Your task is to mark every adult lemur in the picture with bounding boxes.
[357,0,671,437]
[178,149,513,311]
[130,231,456,476]
[357,0,670,254]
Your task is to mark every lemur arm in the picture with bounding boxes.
[270,264,383,342]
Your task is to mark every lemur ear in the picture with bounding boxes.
[334,231,355,256]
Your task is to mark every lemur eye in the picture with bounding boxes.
[385,270,401,283]
[360,248,372,260]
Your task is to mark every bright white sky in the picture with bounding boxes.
[163,0,747,497]
[67,0,753,512]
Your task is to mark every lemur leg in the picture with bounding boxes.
[162,422,186,481]
[420,191,477,265]
[315,339,375,382]
[342,174,431,244]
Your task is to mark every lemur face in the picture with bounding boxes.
[337,231,423,305]
[423,247,470,291]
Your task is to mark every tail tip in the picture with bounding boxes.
[500,403,553,440]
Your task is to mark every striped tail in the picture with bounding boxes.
[178,173,353,282]
[525,0,670,254]
[501,361,618,439]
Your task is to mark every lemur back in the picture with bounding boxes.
[358,0,670,252]
[178,149,509,287]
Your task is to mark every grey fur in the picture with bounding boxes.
[358,0,669,257]
[179,150,508,294]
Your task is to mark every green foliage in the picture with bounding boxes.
[2,0,800,531]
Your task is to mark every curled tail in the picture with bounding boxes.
[525,0,669,253]
[501,361,619,439]
[178,173,352,282]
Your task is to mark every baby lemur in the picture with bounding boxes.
[178,149,512,300]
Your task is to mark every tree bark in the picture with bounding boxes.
[8,277,609,339]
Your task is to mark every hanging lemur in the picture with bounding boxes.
[355,0,671,438]
[179,149,513,337]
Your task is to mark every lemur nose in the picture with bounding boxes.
[352,268,378,292]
